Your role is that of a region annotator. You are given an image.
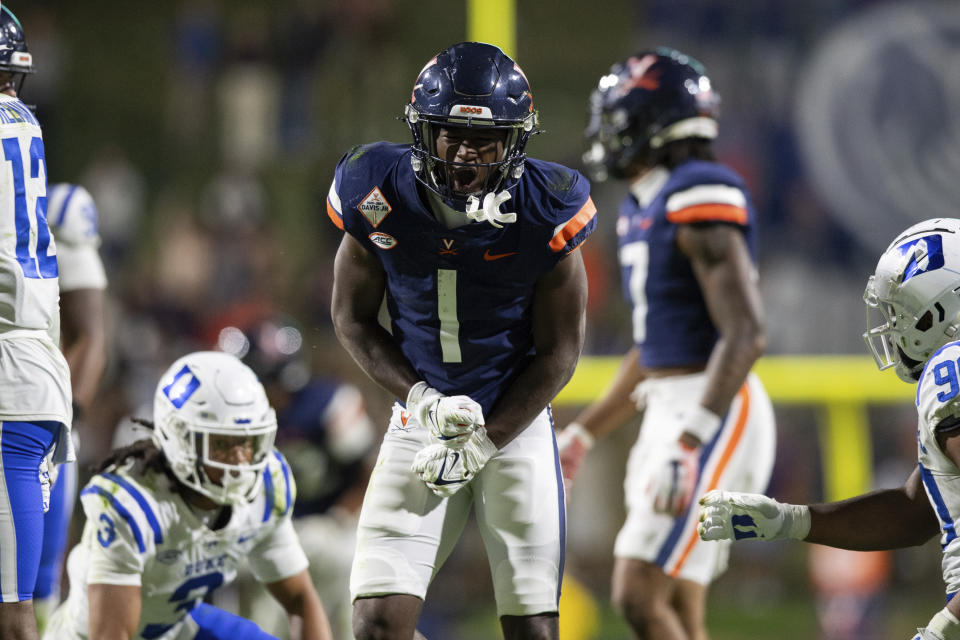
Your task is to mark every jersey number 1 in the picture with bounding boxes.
[438,269,462,363]
[3,135,57,279]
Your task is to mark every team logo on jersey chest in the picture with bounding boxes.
[440,239,456,256]
[358,186,392,227]
[369,232,397,250]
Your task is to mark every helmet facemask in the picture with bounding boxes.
[406,104,537,210]
[405,42,539,213]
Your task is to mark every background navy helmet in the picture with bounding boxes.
[215,314,310,395]
[583,47,719,181]
[0,6,33,92]
[404,41,539,209]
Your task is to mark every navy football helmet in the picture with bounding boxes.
[584,47,719,181]
[0,7,33,94]
[404,42,539,209]
[215,314,310,394]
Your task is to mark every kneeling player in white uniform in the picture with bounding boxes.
[698,218,960,640]
[44,351,333,640]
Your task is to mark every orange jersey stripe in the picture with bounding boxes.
[549,197,597,253]
[666,203,747,225]
[326,197,345,230]
[669,383,751,578]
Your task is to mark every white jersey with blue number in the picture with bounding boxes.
[46,183,107,293]
[44,449,307,640]
[916,340,960,595]
[0,93,71,428]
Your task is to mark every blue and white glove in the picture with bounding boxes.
[407,381,484,447]
[697,489,811,542]
[411,427,499,498]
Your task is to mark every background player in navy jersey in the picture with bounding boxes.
[556,48,776,639]
[327,42,597,640]
[0,8,75,640]
[33,183,108,633]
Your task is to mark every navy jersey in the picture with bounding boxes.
[276,378,374,516]
[327,142,596,414]
[617,160,758,368]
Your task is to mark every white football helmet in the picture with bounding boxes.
[153,351,277,505]
[864,218,960,382]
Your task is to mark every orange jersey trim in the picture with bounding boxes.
[549,197,597,253]
[326,197,345,230]
[669,383,751,578]
[666,203,747,226]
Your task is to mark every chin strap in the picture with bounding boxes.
[465,191,517,228]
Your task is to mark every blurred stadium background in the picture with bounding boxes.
[28,0,960,637]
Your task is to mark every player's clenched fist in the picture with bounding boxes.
[407,381,484,447]
[412,427,499,498]
[697,489,811,542]
[556,423,595,491]
[650,440,700,517]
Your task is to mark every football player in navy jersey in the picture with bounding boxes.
[556,48,776,639]
[327,42,597,640]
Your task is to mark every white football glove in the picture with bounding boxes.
[411,427,498,498]
[556,422,595,492]
[407,381,484,447]
[697,489,811,542]
[651,440,701,516]
[912,608,960,640]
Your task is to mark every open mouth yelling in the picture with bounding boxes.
[451,166,481,194]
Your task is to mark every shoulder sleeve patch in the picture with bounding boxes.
[665,184,748,225]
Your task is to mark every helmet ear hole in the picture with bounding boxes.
[916,310,933,332]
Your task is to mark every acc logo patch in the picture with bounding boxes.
[358,186,392,227]
[369,232,398,250]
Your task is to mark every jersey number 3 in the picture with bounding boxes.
[3,135,57,279]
